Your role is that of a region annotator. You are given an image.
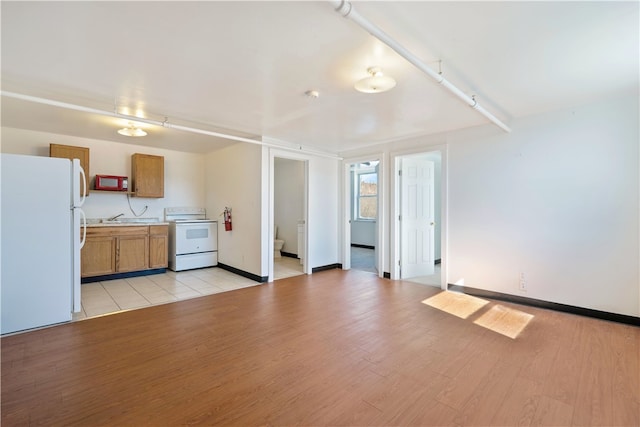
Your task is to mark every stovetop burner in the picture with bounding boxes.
[164,207,210,222]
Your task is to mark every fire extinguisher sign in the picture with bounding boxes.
[223,207,232,231]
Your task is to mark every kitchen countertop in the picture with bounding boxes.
[85,218,169,227]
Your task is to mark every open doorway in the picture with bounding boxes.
[343,157,383,275]
[394,150,444,288]
[273,157,305,280]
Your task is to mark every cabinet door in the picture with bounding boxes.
[50,143,90,197]
[81,236,116,277]
[131,153,164,198]
[117,235,149,272]
[149,225,169,268]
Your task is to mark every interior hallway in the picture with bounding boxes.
[350,246,377,274]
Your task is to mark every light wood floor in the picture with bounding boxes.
[2,269,638,426]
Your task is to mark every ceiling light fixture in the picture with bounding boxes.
[117,122,147,137]
[331,0,511,132]
[354,67,396,93]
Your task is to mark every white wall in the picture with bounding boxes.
[1,127,205,219]
[351,221,376,247]
[307,155,340,269]
[274,157,304,255]
[204,143,263,277]
[447,94,639,316]
[341,94,639,316]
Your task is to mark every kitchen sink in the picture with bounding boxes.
[99,217,160,224]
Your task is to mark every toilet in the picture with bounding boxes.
[274,226,285,258]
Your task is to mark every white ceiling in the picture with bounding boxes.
[2,1,638,154]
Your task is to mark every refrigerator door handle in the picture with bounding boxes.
[78,165,87,206]
[79,208,87,249]
[73,206,85,313]
[72,159,87,207]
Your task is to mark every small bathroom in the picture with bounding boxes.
[273,157,305,279]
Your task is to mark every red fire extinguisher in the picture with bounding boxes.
[224,207,232,231]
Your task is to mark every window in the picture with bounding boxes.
[358,172,377,220]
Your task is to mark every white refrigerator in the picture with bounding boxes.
[1,153,86,334]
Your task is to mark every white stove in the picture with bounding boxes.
[165,207,217,271]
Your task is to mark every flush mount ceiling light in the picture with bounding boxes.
[354,67,396,93]
[305,90,320,98]
[117,122,147,137]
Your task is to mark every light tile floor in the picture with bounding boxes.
[74,258,304,321]
[406,264,442,288]
[273,255,304,280]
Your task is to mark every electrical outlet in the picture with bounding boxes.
[519,272,526,291]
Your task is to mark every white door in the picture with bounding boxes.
[400,157,435,279]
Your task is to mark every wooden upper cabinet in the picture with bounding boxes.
[50,143,90,197]
[131,153,164,198]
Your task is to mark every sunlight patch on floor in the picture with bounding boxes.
[422,291,535,339]
[473,304,534,339]
[422,291,489,319]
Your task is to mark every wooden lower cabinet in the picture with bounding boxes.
[117,235,149,272]
[149,225,169,269]
[82,225,168,278]
[81,236,116,276]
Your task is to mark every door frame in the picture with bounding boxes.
[268,149,310,282]
[342,153,385,277]
[391,145,448,289]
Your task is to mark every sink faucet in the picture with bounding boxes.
[107,213,125,221]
